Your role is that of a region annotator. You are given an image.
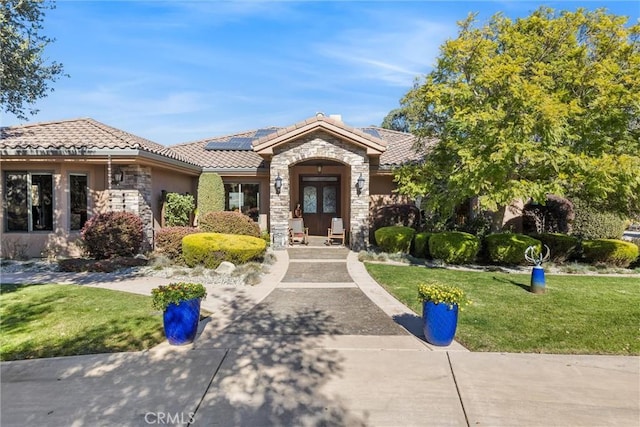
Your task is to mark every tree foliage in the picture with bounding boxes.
[381,108,410,132]
[395,8,640,219]
[1,0,66,119]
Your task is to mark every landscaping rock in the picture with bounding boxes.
[215,261,236,275]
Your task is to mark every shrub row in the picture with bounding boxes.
[374,226,416,254]
[582,239,639,268]
[378,226,639,267]
[182,233,267,269]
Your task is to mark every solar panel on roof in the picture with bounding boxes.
[362,128,381,138]
[254,128,278,138]
[205,137,254,151]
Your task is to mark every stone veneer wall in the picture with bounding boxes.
[108,165,153,251]
[269,132,370,250]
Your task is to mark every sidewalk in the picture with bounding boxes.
[1,249,639,426]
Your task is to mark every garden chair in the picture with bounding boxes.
[288,218,309,245]
[327,217,345,246]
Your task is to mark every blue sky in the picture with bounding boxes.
[2,1,638,146]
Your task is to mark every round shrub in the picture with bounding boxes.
[412,232,433,259]
[582,239,639,268]
[374,226,416,254]
[182,232,267,269]
[81,211,143,259]
[429,232,480,264]
[570,198,627,240]
[155,226,198,260]
[485,233,542,265]
[529,233,579,264]
[198,211,260,237]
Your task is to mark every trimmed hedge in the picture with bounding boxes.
[197,173,225,216]
[198,211,260,237]
[81,212,143,260]
[375,226,416,254]
[182,232,267,269]
[571,198,627,240]
[429,232,480,264]
[529,233,579,264]
[485,233,542,265]
[582,239,639,268]
[155,226,199,260]
[412,232,433,259]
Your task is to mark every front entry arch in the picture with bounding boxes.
[299,176,340,235]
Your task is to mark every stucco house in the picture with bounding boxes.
[0,113,421,258]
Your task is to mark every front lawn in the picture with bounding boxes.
[365,263,640,355]
[0,284,165,361]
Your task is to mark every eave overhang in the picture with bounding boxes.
[0,148,202,175]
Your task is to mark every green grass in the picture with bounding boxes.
[365,263,640,355]
[0,284,165,361]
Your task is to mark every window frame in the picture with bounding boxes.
[69,172,89,231]
[3,171,55,233]
[223,182,260,222]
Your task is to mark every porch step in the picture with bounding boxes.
[287,247,349,260]
[277,282,357,288]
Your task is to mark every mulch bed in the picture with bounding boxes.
[58,257,148,273]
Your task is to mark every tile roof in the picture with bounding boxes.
[171,129,268,169]
[173,119,424,169]
[1,116,429,170]
[369,127,432,167]
[0,118,198,166]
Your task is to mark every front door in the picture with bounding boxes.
[299,176,340,235]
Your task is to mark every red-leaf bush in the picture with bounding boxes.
[155,226,198,260]
[198,211,260,237]
[81,212,143,259]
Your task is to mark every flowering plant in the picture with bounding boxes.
[151,282,207,311]
[417,281,470,309]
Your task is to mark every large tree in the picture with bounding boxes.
[395,8,640,221]
[381,108,410,132]
[1,0,65,120]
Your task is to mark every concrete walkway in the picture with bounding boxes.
[1,247,639,426]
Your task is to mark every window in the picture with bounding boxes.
[70,174,88,230]
[224,183,260,221]
[4,172,53,232]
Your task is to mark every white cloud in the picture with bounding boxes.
[314,15,456,87]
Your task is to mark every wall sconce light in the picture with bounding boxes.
[113,168,124,184]
[356,173,365,195]
[274,173,283,195]
[317,164,322,174]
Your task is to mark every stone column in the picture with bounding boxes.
[107,165,153,252]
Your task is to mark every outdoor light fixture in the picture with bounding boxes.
[317,164,322,174]
[356,173,365,195]
[113,168,124,184]
[274,173,283,195]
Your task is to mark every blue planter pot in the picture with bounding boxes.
[530,266,546,294]
[163,298,201,345]
[422,301,458,346]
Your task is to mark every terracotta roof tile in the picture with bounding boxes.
[0,118,198,166]
[1,117,429,170]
